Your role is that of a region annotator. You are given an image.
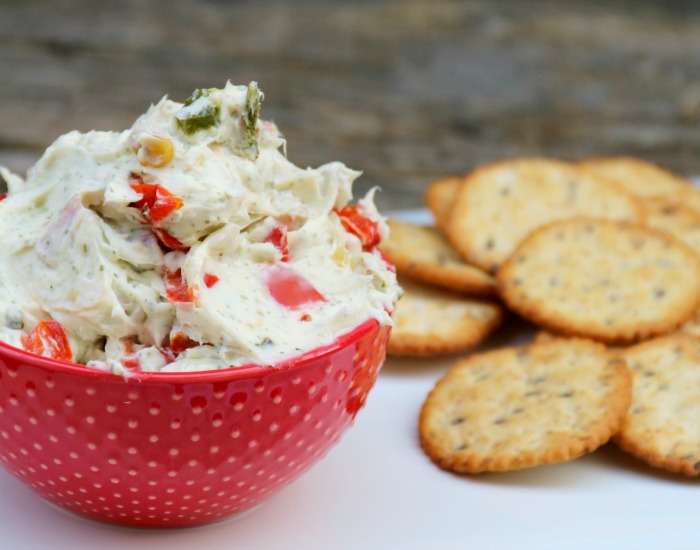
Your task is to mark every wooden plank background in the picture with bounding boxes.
[1,0,700,209]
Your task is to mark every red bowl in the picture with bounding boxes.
[0,320,390,527]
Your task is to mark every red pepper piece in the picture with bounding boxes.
[120,339,141,370]
[265,265,326,309]
[20,330,44,356]
[153,228,187,250]
[0,194,6,202]
[158,347,177,364]
[203,273,220,288]
[264,224,289,261]
[333,205,381,249]
[123,339,136,354]
[149,187,183,223]
[21,320,72,362]
[129,173,183,225]
[170,332,199,354]
[129,173,155,206]
[129,174,186,250]
[121,354,141,370]
[122,347,176,370]
[163,266,196,303]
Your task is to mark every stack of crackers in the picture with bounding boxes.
[381,157,700,477]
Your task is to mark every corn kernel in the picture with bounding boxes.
[136,133,175,168]
[332,246,349,266]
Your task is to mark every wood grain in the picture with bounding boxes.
[1,0,700,208]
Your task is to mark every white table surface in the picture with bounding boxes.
[1,209,699,550]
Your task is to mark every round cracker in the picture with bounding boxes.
[381,219,496,295]
[387,277,502,356]
[419,339,631,473]
[643,198,700,254]
[425,175,463,233]
[615,335,700,476]
[577,156,691,199]
[497,218,700,344]
[446,158,644,273]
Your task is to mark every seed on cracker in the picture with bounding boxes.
[497,218,700,344]
[381,219,496,295]
[387,277,502,356]
[615,335,700,476]
[643,198,700,254]
[641,185,700,219]
[446,158,644,273]
[425,175,463,233]
[577,156,691,199]
[419,339,631,473]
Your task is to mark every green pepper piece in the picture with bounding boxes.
[245,82,262,149]
[183,88,205,107]
[175,97,220,136]
[183,87,219,106]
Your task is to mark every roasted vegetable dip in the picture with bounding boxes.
[0,82,400,374]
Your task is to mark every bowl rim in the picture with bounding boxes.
[0,318,380,384]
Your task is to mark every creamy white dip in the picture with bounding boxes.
[0,82,399,374]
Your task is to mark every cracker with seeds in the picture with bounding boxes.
[615,335,700,476]
[381,219,496,295]
[425,175,463,233]
[447,158,644,273]
[387,277,502,356]
[577,156,691,199]
[419,340,631,473]
[497,219,700,344]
